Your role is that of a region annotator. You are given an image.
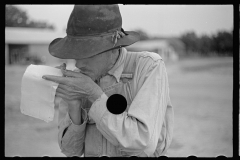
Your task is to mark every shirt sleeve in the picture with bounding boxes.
[88,58,173,156]
[57,99,88,157]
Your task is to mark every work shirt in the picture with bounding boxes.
[57,47,174,157]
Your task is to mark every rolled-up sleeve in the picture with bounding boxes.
[89,58,173,156]
[57,99,88,157]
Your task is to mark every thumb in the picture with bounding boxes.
[62,69,82,78]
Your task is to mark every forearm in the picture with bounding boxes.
[67,99,85,125]
[58,106,87,156]
[58,100,88,157]
[68,107,82,125]
[58,112,86,157]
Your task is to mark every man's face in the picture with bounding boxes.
[75,51,112,81]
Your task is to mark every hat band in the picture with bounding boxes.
[112,30,126,47]
[67,31,113,39]
[67,28,127,47]
[67,27,122,38]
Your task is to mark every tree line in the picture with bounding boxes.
[134,28,233,57]
[180,30,233,56]
[5,5,55,30]
[6,5,233,57]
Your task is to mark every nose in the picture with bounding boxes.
[75,59,85,68]
[75,60,90,73]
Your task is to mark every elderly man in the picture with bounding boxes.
[42,5,174,157]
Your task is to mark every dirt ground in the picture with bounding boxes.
[5,56,233,157]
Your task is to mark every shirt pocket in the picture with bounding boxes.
[119,77,134,112]
[103,79,133,112]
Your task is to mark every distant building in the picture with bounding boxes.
[126,39,186,62]
[5,27,185,66]
[5,27,72,66]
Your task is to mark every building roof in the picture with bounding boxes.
[5,27,66,44]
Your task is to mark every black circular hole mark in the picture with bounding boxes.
[106,94,127,115]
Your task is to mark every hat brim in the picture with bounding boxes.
[48,31,140,60]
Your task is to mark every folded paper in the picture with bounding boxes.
[20,64,63,122]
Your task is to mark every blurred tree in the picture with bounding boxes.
[133,29,150,40]
[180,30,232,56]
[180,31,200,54]
[198,35,214,55]
[212,31,233,56]
[6,5,28,27]
[6,5,55,30]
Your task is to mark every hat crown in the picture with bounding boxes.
[67,5,122,36]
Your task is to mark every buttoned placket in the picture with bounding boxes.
[98,73,124,157]
[95,71,132,157]
[98,75,112,157]
[91,76,106,156]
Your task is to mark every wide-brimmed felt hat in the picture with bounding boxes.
[49,5,140,60]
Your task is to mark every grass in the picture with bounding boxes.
[165,56,233,157]
[5,56,233,157]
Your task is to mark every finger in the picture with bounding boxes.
[55,66,61,69]
[60,63,66,70]
[55,92,71,101]
[62,69,84,78]
[56,87,88,102]
[58,84,88,96]
[55,92,80,101]
[56,86,68,95]
[58,84,73,91]
[62,63,66,69]
[42,75,70,85]
[56,85,77,96]
[56,88,80,100]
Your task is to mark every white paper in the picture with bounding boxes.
[20,64,63,122]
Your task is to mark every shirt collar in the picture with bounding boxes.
[107,47,127,83]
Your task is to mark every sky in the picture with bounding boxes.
[16,4,233,37]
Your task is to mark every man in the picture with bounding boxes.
[42,4,174,157]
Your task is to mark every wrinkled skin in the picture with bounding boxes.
[42,49,119,110]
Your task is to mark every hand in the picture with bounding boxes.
[53,63,67,107]
[54,63,82,109]
[42,69,104,106]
